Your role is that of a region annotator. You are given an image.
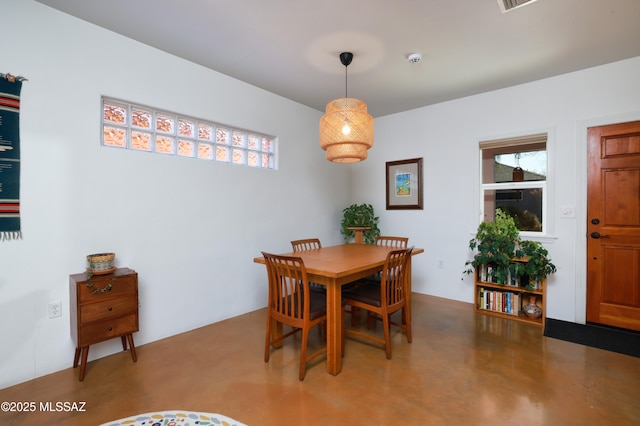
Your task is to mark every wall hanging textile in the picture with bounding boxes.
[0,73,26,241]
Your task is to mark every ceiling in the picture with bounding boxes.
[36,0,640,118]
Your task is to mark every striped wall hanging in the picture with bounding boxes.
[0,73,26,241]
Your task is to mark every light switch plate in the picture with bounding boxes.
[560,206,575,218]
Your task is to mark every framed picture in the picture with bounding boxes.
[386,157,423,210]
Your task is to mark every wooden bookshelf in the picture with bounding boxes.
[474,264,546,329]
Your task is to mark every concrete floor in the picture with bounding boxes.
[1,294,639,425]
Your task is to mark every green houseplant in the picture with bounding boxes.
[518,240,557,289]
[463,209,520,284]
[340,203,380,244]
[464,209,557,287]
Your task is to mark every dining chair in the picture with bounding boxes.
[375,235,409,248]
[291,238,322,252]
[366,236,410,283]
[262,251,327,380]
[291,238,325,293]
[343,247,414,359]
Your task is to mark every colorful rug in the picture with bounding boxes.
[100,410,247,426]
[0,72,24,240]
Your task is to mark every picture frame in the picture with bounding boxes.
[386,157,423,210]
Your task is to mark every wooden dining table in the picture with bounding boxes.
[253,243,424,376]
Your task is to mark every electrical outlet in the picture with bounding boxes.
[48,301,62,319]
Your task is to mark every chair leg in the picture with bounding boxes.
[350,306,358,326]
[382,314,392,360]
[341,307,346,357]
[264,315,272,362]
[299,327,309,381]
[405,312,412,344]
[367,311,377,329]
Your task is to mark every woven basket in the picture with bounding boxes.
[87,252,115,271]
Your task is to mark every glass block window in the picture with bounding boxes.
[479,133,548,236]
[102,98,276,169]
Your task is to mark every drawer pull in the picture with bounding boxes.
[108,327,113,331]
[108,307,113,311]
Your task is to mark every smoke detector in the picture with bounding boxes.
[408,53,422,64]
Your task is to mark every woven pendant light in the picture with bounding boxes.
[319,52,374,163]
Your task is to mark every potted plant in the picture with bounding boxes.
[340,203,380,244]
[463,209,520,284]
[518,240,557,290]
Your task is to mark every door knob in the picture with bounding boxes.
[591,218,600,225]
[591,232,601,239]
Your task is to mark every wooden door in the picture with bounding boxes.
[587,120,640,331]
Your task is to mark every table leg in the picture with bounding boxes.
[325,279,342,375]
[121,335,127,351]
[404,256,413,325]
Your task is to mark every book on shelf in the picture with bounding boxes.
[479,288,527,316]
[480,265,487,282]
[509,273,519,286]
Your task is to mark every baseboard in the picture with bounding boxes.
[544,318,640,358]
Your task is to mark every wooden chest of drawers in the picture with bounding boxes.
[69,267,139,381]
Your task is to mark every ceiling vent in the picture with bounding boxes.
[498,0,539,13]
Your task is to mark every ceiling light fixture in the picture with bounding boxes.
[319,52,374,163]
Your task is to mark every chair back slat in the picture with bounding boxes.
[263,252,309,321]
[291,238,322,252]
[375,236,409,248]
[380,247,413,308]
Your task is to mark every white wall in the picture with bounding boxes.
[3,0,640,391]
[353,56,640,325]
[0,0,350,389]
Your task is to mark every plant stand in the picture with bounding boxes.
[347,227,370,244]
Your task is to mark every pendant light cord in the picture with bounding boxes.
[339,52,354,99]
[344,65,348,98]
